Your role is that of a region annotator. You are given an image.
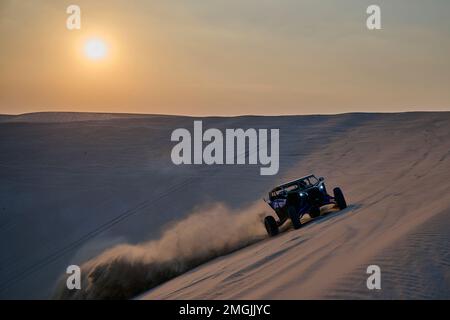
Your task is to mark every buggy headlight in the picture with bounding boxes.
[299,192,306,197]
[319,185,324,190]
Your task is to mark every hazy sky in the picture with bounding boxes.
[1,0,449,115]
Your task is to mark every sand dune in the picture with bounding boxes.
[0,112,152,123]
[1,112,449,299]
[141,112,450,299]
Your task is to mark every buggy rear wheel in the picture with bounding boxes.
[333,187,347,209]
[264,216,279,237]
[288,206,302,229]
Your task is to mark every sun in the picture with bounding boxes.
[84,38,108,60]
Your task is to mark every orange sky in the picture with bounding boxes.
[1,0,449,115]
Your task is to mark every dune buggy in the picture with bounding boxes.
[263,174,347,236]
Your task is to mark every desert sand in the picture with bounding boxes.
[0,111,449,299]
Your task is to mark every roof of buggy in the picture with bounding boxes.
[271,174,317,191]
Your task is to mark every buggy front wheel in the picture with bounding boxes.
[264,216,279,237]
[333,187,347,210]
[288,206,302,229]
[309,206,320,218]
